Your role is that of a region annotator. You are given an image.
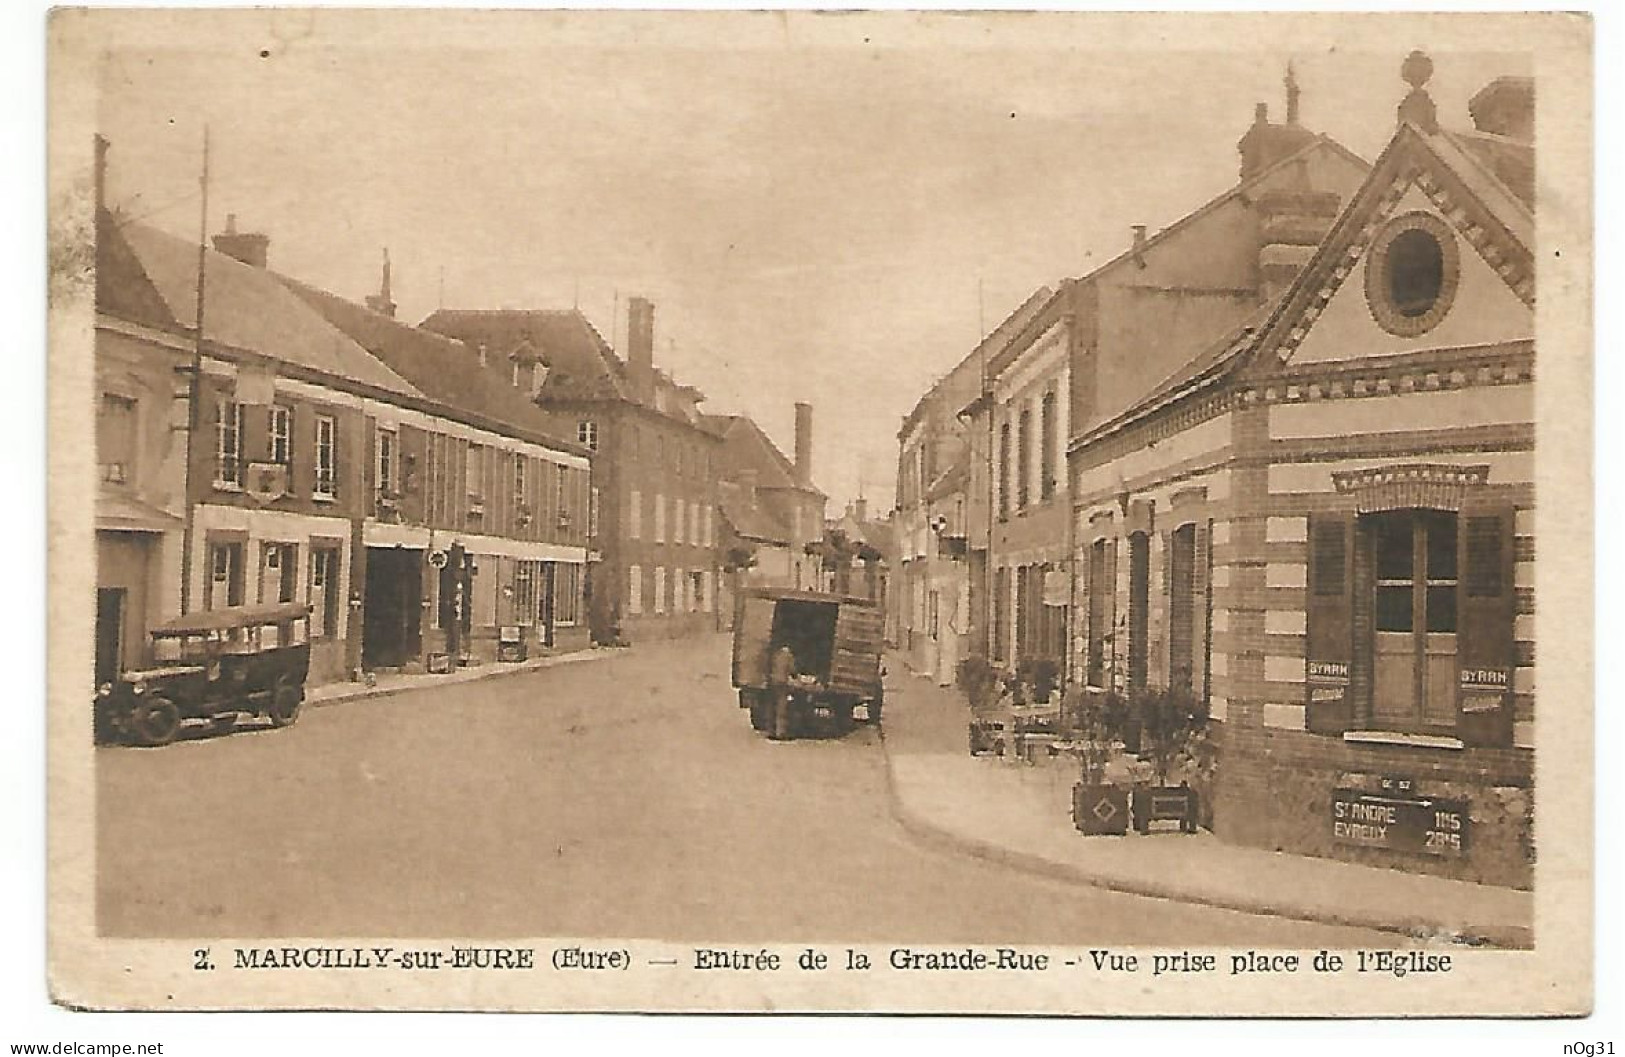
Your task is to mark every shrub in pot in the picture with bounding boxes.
[1069,685,1132,835]
[1127,685,1209,833]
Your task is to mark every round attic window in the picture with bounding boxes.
[1364,211,1461,337]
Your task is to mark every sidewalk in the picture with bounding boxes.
[879,661,1534,949]
[306,645,622,708]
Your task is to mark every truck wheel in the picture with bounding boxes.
[133,695,180,747]
[268,681,302,728]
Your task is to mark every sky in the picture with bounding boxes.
[93,12,1530,513]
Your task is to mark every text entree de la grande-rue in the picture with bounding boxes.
[228,945,1453,978]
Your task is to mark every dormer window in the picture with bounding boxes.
[577,420,598,451]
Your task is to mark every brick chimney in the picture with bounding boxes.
[627,296,655,402]
[794,402,813,487]
[364,248,397,318]
[211,213,269,268]
[1470,76,1534,143]
[1236,67,1318,180]
[854,497,867,523]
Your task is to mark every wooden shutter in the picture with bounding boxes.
[1457,507,1516,747]
[1305,512,1355,734]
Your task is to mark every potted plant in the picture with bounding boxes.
[1068,686,1131,835]
[958,655,1004,755]
[1127,685,1208,834]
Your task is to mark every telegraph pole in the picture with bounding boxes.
[179,126,209,614]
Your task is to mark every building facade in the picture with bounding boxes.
[893,290,1051,685]
[707,405,828,625]
[96,196,592,687]
[1067,61,1536,886]
[971,79,1369,683]
[423,297,723,643]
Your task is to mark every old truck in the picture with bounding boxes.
[731,587,884,740]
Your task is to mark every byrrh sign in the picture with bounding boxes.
[1331,787,1470,857]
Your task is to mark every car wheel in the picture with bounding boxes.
[268,681,302,728]
[134,696,180,747]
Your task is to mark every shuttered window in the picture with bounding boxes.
[1305,512,1355,734]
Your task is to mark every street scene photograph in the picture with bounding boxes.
[43,8,1595,1016]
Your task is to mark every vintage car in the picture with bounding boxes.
[95,601,312,747]
[731,587,884,740]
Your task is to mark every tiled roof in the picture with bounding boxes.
[1075,117,1534,449]
[277,277,582,452]
[704,414,822,497]
[111,219,421,397]
[1442,130,1534,211]
[421,309,628,402]
[718,484,790,545]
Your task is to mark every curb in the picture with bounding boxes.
[874,723,1532,951]
[306,647,625,710]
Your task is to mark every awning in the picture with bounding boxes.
[96,492,182,534]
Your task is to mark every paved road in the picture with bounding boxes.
[99,634,1394,944]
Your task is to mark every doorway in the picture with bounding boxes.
[1368,509,1458,731]
[95,588,125,686]
[362,547,423,668]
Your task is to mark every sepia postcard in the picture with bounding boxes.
[45,8,1593,1015]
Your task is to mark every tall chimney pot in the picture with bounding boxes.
[628,296,655,402]
[1130,225,1148,268]
[794,402,813,487]
[212,216,270,268]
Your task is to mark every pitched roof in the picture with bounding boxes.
[1073,117,1535,450]
[420,309,629,402]
[108,218,421,397]
[905,285,1054,434]
[275,277,584,452]
[704,413,823,497]
[717,482,791,545]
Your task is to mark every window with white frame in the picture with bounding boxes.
[577,420,598,451]
[628,564,643,615]
[465,444,485,501]
[675,497,686,544]
[215,399,244,488]
[702,570,715,613]
[629,489,641,539]
[98,392,136,484]
[314,414,337,498]
[654,492,666,542]
[269,405,293,466]
[653,566,667,614]
[375,427,398,498]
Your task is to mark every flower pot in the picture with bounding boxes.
[1073,782,1130,836]
[1132,785,1199,834]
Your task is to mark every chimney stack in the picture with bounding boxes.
[93,135,108,215]
[211,213,270,268]
[364,248,397,318]
[794,402,813,487]
[627,296,655,402]
[854,497,867,523]
[1469,76,1534,143]
[1130,225,1148,268]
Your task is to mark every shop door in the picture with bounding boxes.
[363,548,423,668]
[95,588,125,686]
[1370,510,1458,731]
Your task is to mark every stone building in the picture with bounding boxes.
[705,406,827,624]
[972,73,1369,681]
[1066,58,1536,886]
[424,297,723,642]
